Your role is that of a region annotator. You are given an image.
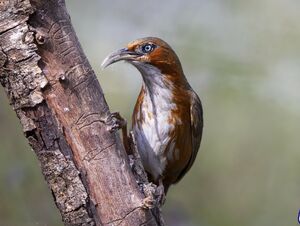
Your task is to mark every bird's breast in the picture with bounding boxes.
[132,86,180,181]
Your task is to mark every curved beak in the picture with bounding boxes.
[101,48,140,69]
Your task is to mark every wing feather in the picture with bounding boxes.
[175,91,203,182]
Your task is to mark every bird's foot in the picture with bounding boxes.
[142,183,166,225]
[141,181,166,209]
[156,180,166,206]
[105,112,127,133]
[142,196,156,209]
[141,182,157,209]
[105,112,131,154]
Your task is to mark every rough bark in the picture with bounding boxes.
[0,0,161,225]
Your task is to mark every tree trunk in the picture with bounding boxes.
[0,0,162,225]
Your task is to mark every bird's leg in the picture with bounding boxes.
[156,179,166,206]
[142,183,157,209]
[105,112,131,154]
[142,182,166,225]
[141,179,166,209]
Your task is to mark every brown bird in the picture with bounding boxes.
[102,37,203,194]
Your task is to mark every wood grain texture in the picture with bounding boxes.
[0,0,161,225]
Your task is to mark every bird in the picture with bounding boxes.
[101,37,203,195]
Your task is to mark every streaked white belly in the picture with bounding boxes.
[133,88,176,181]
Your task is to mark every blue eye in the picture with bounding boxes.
[141,44,155,53]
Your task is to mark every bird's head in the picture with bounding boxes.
[101,37,184,77]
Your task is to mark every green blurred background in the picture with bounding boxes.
[1,0,300,225]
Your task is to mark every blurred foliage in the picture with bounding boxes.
[1,0,300,225]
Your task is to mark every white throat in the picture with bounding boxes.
[132,61,174,107]
[131,62,177,180]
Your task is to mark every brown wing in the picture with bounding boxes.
[175,91,203,182]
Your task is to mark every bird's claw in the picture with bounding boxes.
[142,196,156,209]
[156,182,166,206]
[105,112,127,133]
[141,182,157,209]
[141,182,166,209]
